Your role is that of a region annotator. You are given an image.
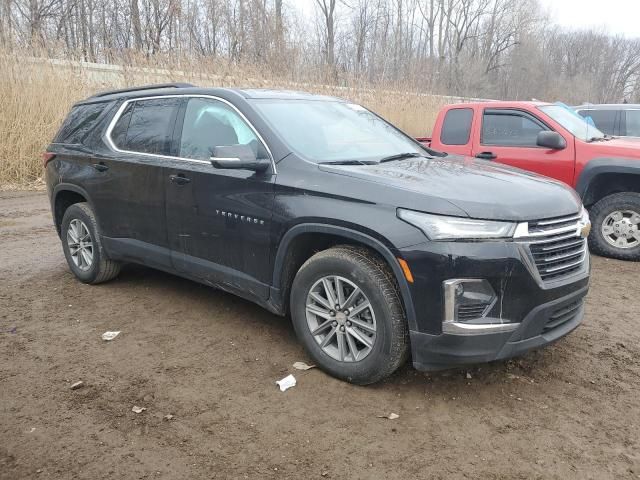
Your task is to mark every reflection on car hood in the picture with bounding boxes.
[319,155,581,221]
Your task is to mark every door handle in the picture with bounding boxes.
[169,174,191,185]
[92,162,109,172]
[475,151,497,160]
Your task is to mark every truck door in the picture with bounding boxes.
[471,108,575,186]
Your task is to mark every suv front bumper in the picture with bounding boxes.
[410,285,587,370]
[397,239,590,371]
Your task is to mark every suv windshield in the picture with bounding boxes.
[251,99,424,163]
[538,104,605,141]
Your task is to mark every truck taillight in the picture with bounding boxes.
[42,152,56,168]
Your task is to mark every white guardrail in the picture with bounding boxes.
[15,55,491,104]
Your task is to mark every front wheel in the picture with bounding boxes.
[290,246,409,385]
[588,192,640,261]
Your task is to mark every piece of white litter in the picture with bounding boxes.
[377,413,399,420]
[132,406,146,414]
[276,374,296,392]
[292,361,316,371]
[101,331,121,341]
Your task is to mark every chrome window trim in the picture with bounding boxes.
[103,94,277,173]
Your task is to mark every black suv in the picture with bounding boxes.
[45,84,591,384]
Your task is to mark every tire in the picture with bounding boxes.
[588,192,640,261]
[60,202,122,284]
[290,245,409,385]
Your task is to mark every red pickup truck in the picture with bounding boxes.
[420,101,640,260]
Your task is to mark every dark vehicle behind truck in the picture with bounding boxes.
[45,85,590,384]
[574,104,640,139]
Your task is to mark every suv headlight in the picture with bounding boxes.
[398,209,516,241]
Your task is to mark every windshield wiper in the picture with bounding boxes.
[319,160,378,166]
[378,152,429,163]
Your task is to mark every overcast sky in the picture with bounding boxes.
[296,0,640,39]
[539,0,640,37]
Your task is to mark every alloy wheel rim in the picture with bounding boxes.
[601,210,640,249]
[67,219,94,271]
[305,275,377,362]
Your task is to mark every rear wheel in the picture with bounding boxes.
[588,192,640,261]
[290,246,409,384]
[61,203,121,284]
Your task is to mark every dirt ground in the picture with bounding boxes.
[1,190,639,480]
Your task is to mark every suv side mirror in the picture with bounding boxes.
[536,131,566,150]
[210,145,270,172]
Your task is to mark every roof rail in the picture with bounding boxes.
[90,83,195,99]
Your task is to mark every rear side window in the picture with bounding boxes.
[481,111,545,147]
[55,102,107,144]
[110,97,181,155]
[625,110,640,137]
[578,109,616,135]
[441,108,473,145]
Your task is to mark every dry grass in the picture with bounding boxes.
[0,49,448,187]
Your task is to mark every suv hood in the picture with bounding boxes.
[319,156,581,221]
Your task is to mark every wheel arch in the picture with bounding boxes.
[271,223,417,331]
[52,183,96,235]
[576,158,640,206]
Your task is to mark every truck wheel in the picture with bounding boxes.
[60,203,122,284]
[588,192,640,261]
[290,246,409,385]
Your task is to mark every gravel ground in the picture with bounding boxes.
[1,190,639,480]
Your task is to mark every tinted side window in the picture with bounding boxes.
[112,98,181,155]
[441,108,473,145]
[55,102,107,144]
[481,112,545,147]
[179,98,265,160]
[625,110,640,137]
[110,102,133,147]
[578,109,616,135]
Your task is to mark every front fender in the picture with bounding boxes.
[576,157,640,204]
[271,223,418,331]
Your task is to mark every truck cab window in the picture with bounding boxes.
[482,111,544,147]
[441,108,473,145]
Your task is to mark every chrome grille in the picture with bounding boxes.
[516,212,588,282]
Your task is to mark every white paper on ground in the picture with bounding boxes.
[101,331,121,341]
[377,412,399,420]
[292,361,316,371]
[276,374,296,392]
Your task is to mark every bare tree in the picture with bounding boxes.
[3,0,639,103]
